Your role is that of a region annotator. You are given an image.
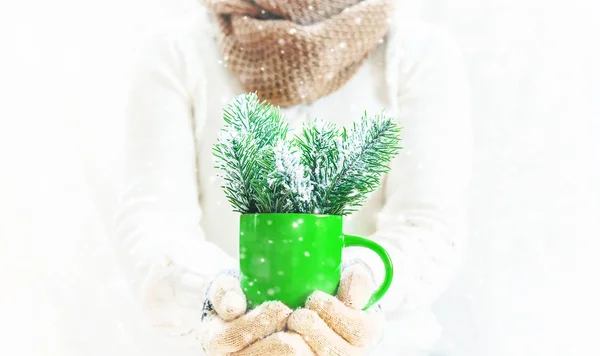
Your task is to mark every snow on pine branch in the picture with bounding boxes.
[213,93,402,215]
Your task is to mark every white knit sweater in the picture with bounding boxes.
[114,12,472,354]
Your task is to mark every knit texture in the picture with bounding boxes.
[199,263,382,355]
[203,0,394,106]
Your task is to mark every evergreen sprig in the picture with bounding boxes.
[213,93,287,213]
[326,113,402,215]
[212,129,258,213]
[294,118,345,213]
[260,139,313,213]
[213,93,402,215]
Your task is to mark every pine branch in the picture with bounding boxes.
[295,118,345,214]
[212,128,258,213]
[213,93,288,213]
[222,93,288,147]
[326,112,402,215]
[259,140,313,213]
[214,93,402,216]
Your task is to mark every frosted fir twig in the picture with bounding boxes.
[213,128,257,213]
[325,112,402,215]
[213,93,288,213]
[295,118,346,214]
[267,139,313,213]
[214,93,402,215]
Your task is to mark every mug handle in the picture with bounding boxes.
[343,235,394,310]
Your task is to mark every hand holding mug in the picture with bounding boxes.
[200,274,303,355]
[288,262,385,356]
[201,262,384,356]
[201,213,393,355]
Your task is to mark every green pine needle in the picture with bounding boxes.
[326,113,402,215]
[294,118,345,214]
[213,94,402,215]
[213,93,288,213]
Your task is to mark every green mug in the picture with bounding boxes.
[239,213,394,310]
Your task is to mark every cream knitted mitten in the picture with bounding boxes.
[287,262,384,355]
[201,262,383,355]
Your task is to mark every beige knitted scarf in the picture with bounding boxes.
[203,0,394,107]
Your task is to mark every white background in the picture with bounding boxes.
[1,1,599,355]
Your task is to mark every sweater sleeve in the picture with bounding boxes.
[113,34,235,346]
[360,21,473,313]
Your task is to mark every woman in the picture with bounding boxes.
[114,0,472,355]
